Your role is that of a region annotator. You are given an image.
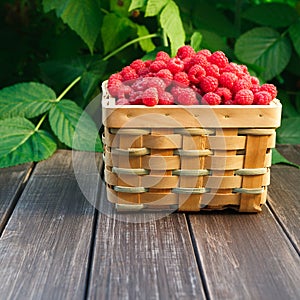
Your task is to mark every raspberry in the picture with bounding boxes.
[149,60,168,73]
[239,65,250,76]
[199,76,218,93]
[190,53,209,68]
[137,67,150,76]
[219,72,238,89]
[146,77,166,93]
[251,84,261,94]
[144,60,152,67]
[250,76,260,85]
[202,92,222,105]
[130,59,146,71]
[208,51,228,68]
[142,87,159,106]
[232,79,252,94]
[215,87,232,104]
[156,69,173,86]
[176,45,195,60]
[190,84,203,96]
[109,72,123,81]
[204,64,220,78]
[174,72,190,87]
[120,66,138,81]
[167,58,185,74]
[188,64,206,84]
[260,83,277,99]
[117,85,132,99]
[116,98,130,105]
[156,51,170,62]
[129,91,143,105]
[174,87,198,105]
[131,78,148,91]
[197,49,212,57]
[221,62,243,77]
[234,89,254,105]
[107,78,122,97]
[159,91,174,105]
[183,57,193,72]
[253,91,272,105]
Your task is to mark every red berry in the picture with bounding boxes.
[156,69,173,86]
[117,85,132,99]
[149,60,168,73]
[144,60,152,67]
[120,66,138,81]
[176,45,196,60]
[167,58,185,74]
[202,92,222,105]
[131,78,148,91]
[146,77,166,93]
[232,78,252,94]
[129,91,143,105]
[250,76,260,85]
[219,72,238,89]
[215,87,232,104]
[251,84,261,94]
[253,91,272,105]
[188,64,206,84]
[172,87,198,105]
[208,51,228,68]
[199,76,218,93]
[234,89,254,105]
[109,72,123,81]
[156,51,170,62]
[107,78,122,97]
[159,91,174,105]
[142,87,159,106]
[116,98,130,105]
[197,49,212,57]
[190,53,209,68]
[174,72,190,87]
[204,64,220,78]
[130,59,146,71]
[137,67,150,76]
[260,83,277,99]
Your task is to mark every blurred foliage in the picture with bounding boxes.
[0,0,300,166]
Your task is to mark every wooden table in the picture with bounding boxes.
[0,145,299,299]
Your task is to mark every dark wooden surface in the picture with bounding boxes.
[0,147,299,300]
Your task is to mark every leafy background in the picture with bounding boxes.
[0,0,300,167]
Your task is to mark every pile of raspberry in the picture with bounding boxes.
[107,46,277,106]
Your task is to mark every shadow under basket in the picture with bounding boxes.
[101,81,282,213]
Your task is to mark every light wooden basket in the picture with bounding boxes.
[102,81,282,212]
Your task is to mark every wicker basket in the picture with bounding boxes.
[102,81,282,212]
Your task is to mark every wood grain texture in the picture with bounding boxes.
[0,150,101,300]
[88,189,206,300]
[267,145,300,251]
[188,207,300,300]
[0,163,33,232]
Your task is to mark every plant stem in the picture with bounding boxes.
[34,113,47,132]
[102,33,159,61]
[55,76,81,102]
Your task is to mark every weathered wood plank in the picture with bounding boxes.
[88,187,206,300]
[188,207,300,300]
[0,163,33,233]
[0,150,101,300]
[267,145,300,251]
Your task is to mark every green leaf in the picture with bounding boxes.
[110,0,131,16]
[234,27,292,81]
[129,0,147,11]
[49,99,102,152]
[243,3,298,28]
[0,83,56,119]
[272,148,300,168]
[190,32,202,52]
[145,0,169,17]
[192,2,238,38]
[160,1,185,57]
[277,117,300,144]
[101,13,137,54]
[0,117,57,168]
[277,90,298,118]
[199,30,231,54]
[42,0,102,52]
[289,19,300,57]
[136,25,156,52]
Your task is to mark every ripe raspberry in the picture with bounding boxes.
[129,90,143,105]
[260,83,277,99]
[232,79,252,94]
[253,91,272,105]
[239,65,249,75]
[208,51,228,68]
[251,84,261,94]
[174,72,190,87]
[131,78,148,91]
[117,85,132,99]
[116,98,130,105]
[190,84,203,96]
[156,69,173,86]
[199,76,218,93]
[146,77,166,93]
[159,91,174,105]
[142,87,159,106]
[120,66,138,81]
[204,64,220,78]
[130,59,146,71]
[174,87,198,105]
[197,49,212,57]
[219,72,238,89]
[144,60,152,67]
[221,62,243,77]
[176,45,195,60]
[215,87,232,104]
[149,60,167,73]
[250,76,260,85]
[188,64,206,84]
[137,67,150,77]
[167,58,185,74]
[107,78,122,97]
[202,92,222,105]
[183,57,193,72]
[109,72,123,81]
[190,53,209,68]
[234,89,254,105]
[156,51,170,62]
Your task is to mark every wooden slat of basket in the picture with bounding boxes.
[141,155,180,170]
